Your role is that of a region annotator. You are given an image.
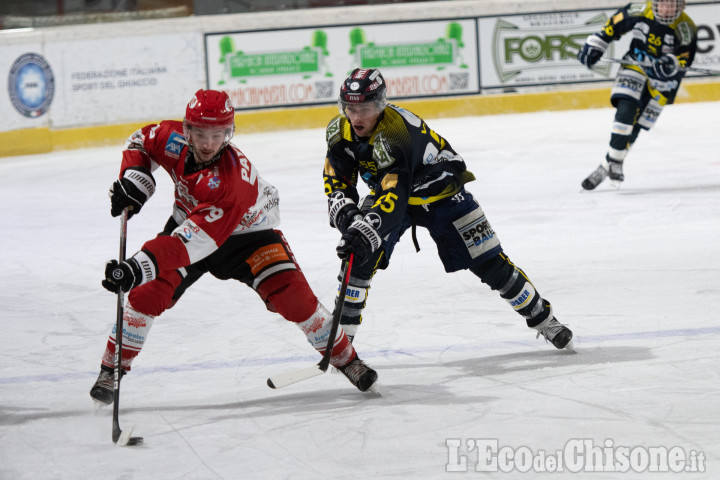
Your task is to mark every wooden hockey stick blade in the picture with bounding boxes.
[266,365,326,389]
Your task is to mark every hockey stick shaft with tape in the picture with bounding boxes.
[112,209,143,446]
[598,57,720,75]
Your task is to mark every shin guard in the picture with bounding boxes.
[256,269,319,323]
[337,274,372,341]
[100,302,155,371]
[296,303,356,368]
[471,253,553,328]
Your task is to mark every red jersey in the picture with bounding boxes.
[119,120,281,273]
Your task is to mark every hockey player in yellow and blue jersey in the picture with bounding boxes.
[323,68,573,352]
[578,0,697,190]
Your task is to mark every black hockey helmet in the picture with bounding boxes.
[652,0,685,25]
[338,68,387,115]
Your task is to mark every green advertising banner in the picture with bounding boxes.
[205,19,478,109]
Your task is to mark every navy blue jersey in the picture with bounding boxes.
[600,2,697,63]
[598,2,697,101]
[323,104,475,239]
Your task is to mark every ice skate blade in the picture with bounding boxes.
[366,382,382,396]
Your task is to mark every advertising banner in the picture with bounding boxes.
[686,3,720,75]
[478,10,625,90]
[45,33,205,128]
[205,19,479,110]
[478,3,720,91]
[3,3,718,137]
[1,33,204,132]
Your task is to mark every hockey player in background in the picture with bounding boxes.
[323,68,573,352]
[90,89,378,404]
[577,0,697,190]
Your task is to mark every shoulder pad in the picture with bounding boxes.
[626,3,648,17]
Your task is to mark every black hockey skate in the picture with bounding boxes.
[90,364,122,406]
[339,356,378,392]
[581,165,608,190]
[534,317,574,350]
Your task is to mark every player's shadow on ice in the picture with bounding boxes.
[150,380,489,420]
[435,345,650,378]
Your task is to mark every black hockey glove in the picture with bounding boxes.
[577,34,608,68]
[109,167,156,220]
[328,191,363,234]
[102,251,157,293]
[336,218,382,266]
[650,54,680,81]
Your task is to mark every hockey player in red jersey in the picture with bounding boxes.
[324,68,573,352]
[578,0,698,190]
[90,89,377,404]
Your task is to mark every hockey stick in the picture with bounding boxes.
[266,253,354,389]
[598,57,720,76]
[111,209,143,446]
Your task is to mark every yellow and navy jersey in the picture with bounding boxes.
[323,104,475,238]
[599,2,698,71]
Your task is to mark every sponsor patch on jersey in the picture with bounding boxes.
[423,143,439,165]
[372,133,395,169]
[165,131,186,159]
[246,243,291,275]
[174,220,201,243]
[327,116,341,146]
[677,21,692,46]
[628,3,645,16]
[453,207,501,259]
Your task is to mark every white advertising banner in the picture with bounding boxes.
[46,33,205,128]
[478,9,627,90]
[478,3,720,91]
[686,3,720,75]
[0,33,204,132]
[205,19,479,109]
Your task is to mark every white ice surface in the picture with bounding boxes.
[1,101,719,479]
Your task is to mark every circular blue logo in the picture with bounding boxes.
[8,53,55,118]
